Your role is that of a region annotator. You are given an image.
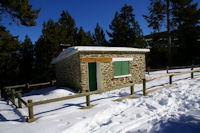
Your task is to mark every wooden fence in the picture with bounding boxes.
[146,65,200,74]
[3,80,135,123]
[2,66,200,123]
[143,67,200,96]
[2,80,56,122]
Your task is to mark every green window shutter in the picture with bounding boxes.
[121,61,129,75]
[114,61,121,76]
[114,61,130,76]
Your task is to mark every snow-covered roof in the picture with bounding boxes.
[51,46,150,64]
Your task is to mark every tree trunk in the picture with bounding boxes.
[167,0,172,66]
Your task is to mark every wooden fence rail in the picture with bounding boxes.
[5,84,26,89]
[147,65,199,74]
[4,80,56,90]
[146,73,174,81]
[29,82,51,87]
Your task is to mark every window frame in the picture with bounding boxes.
[113,58,132,78]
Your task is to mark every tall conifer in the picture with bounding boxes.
[19,35,34,82]
[0,26,21,87]
[107,4,145,47]
[75,27,93,46]
[93,23,107,46]
[59,10,77,46]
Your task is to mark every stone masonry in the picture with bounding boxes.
[79,51,146,92]
[55,52,81,91]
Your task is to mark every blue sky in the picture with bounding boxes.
[2,0,200,43]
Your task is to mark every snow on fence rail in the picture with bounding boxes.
[2,66,200,123]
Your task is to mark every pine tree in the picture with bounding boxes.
[35,11,78,81]
[0,0,39,89]
[86,31,94,45]
[58,10,77,46]
[75,27,93,46]
[0,0,40,26]
[19,35,34,82]
[144,0,200,66]
[0,26,21,87]
[144,0,172,65]
[171,0,200,65]
[93,23,107,46]
[107,4,145,47]
[35,20,61,81]
[143,0,166,32]
[42,19,63,47]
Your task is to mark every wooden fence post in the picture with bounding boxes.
[28,100,34,120]
[169,75,173,84]
[166,66,169,73]
[6,88,11,105]
[130,85,134,95]
[11,89,16,105]
[51,80,54,86]
[191,65,194,79]
[26,83,30,89]
[143,79,146,96]
[147,67,150,75]
[17,93,22,108]
[86,95,90,107]
[0,89,1,100]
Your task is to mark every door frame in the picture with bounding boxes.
[96,62,101,90]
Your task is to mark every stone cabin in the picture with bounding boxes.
[51,46,149,92]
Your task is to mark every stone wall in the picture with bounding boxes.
[55,53,81,91]
[80,51,146,91]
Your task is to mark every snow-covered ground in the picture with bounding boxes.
[1,68,200,133]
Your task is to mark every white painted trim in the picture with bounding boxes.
[114,74,132,78]
[96,62,101,90]
[112,58,133,62]
[87,62,90,90]
[74,46,150,52]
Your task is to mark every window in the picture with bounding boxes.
[114,61,130,77]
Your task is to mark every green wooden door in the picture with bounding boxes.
[88,62,97,91]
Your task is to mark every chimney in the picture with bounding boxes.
[60,44,71,51]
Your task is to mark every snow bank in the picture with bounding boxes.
[48,89,75,97]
